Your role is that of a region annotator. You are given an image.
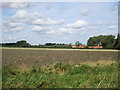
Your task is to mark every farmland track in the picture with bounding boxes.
[1,47,119,52]
[2,48,119,67]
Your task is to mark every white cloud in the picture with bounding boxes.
[1,2,29,8]
[108,25,118,29]
[11,10,43,24]
[10,27,23,31]
[59,27,75,34]
[32,19,46,25]
[55,20,101,35]
[59,27,87,34]
[32,12,43,18]
[3,10,64,32]
[32,26,52,31]
[47,18,64,25]
[66,20,88,28]
[9,22,22,27]
[46,30,56,35]
[32,26,43,31]
[3,25,24,32]
[33,18,64,25]
[44,20,89,35]
[2,16,25,32]
[81,9,90,16]
[14,10,28,18]
[2,37,18,42]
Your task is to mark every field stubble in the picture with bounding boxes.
[2,49,118,68]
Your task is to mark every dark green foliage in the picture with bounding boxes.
[16,40,31,47]
[114,33,120,49]
[1,40,31,48]
[87,35,116,49]
[1,41,72,48]
[30,43,72,48]
[75,41,82,46]
[2,63,118,88]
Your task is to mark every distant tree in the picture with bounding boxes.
[2,43,17,47]
[87,35,115,48]
[45,43,56,46]
[114,33,120,49]
[16,40,31,47]
[75,41,82,46]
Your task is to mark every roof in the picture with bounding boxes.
[71,45,103,48]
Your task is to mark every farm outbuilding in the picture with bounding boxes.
[72,45,103,49]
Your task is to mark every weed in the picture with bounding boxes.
[2,62,118,88]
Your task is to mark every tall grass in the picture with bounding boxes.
[2,62,118,88]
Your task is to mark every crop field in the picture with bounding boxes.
[1,48,119,88]
[2,48,118,67]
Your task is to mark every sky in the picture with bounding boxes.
[0,1,118,45]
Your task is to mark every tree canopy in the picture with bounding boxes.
[114,33,120,49]
[87,35,115,48]
[75,41,82,46]
[16,40,31,47]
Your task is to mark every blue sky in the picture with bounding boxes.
[1,2,118,45]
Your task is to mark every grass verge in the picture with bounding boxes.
[2,62,118,88]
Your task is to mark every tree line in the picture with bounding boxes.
[87,34,120,49]
[1,34,120,49]
[1,40,72,48]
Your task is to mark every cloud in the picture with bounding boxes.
[2,19,24,32]
[58,26,87,34]
[9,22,22,27]
[54,20,101,35]
[14,10,28,18]
[66,20,88,28]
[11,10,64,26]
[1,2,29,9]
[2,37,18,42]
[108,25,118,29]
[33,18,64,25]
[32,26,52,31]
[59,27,76,34]
[47,18,64,25]
[3,24,24,32]
[80,9,90,16]
[3,10,64,33]
[10,27,23,31]
[42,20,89,35]
[32,19,47,25]
[11,11,43,24]
[46,30,56,35]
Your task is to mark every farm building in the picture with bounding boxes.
[71,45,87,48]
[72,45,78,48]
[72,45,103,49]
[88,46,103,48]
[78,45,87,48]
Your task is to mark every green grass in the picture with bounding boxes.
[2,63,118,88]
